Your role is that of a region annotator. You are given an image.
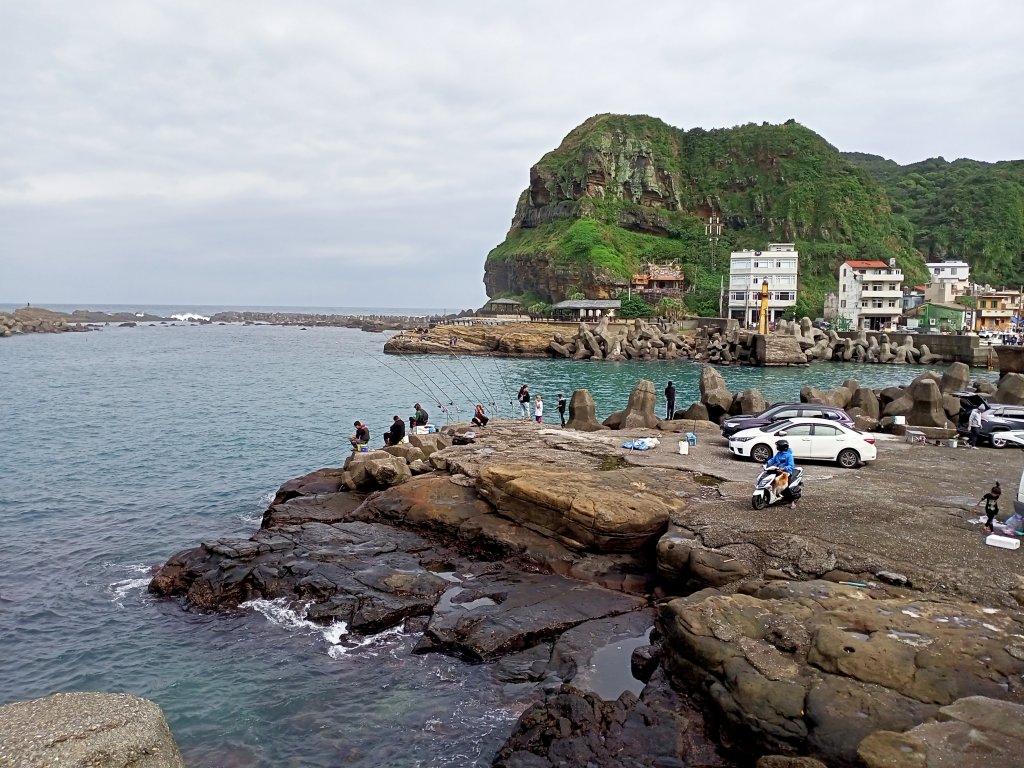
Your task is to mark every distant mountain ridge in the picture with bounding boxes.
[483,114,1022,315]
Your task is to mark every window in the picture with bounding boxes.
[784,425,813,436]
[774,409,801,420]
[888,301,896,307]
[811,424,841,436]
[731,292,745,302]
[840,300,846,308]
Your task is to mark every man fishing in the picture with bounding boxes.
[412,403,429,427]
[349,420,370,450]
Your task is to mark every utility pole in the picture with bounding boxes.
[705,213,723,270]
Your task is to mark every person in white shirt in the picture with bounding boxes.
[968,407,983,448]
[534,395,543,423]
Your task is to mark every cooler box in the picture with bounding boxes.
[427,424,437,433]
[986,534,1021,550]
[413,426,429,435]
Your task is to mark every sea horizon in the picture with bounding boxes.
[0,301,468,317]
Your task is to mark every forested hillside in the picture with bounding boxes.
[483,114,1020,316]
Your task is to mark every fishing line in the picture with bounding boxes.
[453,351,496,414]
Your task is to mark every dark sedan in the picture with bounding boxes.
[720,403,855,438]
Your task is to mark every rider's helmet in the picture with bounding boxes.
[775,439,789,451]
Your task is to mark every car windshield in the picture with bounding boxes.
[761,420,793,433]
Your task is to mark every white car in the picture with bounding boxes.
[728,417,877,468]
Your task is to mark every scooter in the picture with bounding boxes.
[751,466,803,510]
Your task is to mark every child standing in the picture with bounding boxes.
[977,481,1002,533]
[534,395,543,423]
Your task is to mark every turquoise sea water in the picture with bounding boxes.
[0,321,990,766]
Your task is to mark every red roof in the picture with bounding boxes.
[843,260,889,268]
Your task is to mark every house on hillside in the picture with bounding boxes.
[550,299,620,321]
[904,301,967,332]
[837,259,904,331]
[975,290,1021,331]
[926,260,970,297]
[727,244,798,326]
[630,263,686,301]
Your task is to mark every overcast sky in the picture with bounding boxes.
[1,1,1021,310]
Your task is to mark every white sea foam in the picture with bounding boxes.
[241,597,408,658]
[107,578,150,606]
[170,313,210,322]
[240,489,275,526]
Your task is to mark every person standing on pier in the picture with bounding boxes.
[665,381,676,420]
[557,393,567,427]
[518,385,530,419]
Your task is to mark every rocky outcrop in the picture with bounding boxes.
[0,307,91,337]
[385,322,555,356]
[660,580,1024,767]
[476,463,681,552]
[0,692,185,768]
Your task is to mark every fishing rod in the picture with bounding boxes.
[491,357,516,418]
[454,350,500,417]
[423,354,477,420]
[387,350,457,423]
[375,354,452,421]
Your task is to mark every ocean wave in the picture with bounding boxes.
[107,578,151,606]
[170,313,211,322]
[242,597,406,658]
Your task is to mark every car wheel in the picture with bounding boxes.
[752,492,768,510]
[991,433,1007,449]
[837,448,860,468]
[750,444,773,463]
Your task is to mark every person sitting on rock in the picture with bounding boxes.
[384,415,406,445]
[349,420,370,450]
[765,439,797,508]
[412,403,429,427]
[472,403,489,427]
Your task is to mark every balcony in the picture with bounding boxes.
[860,289,903,299]
[859,270,902,280]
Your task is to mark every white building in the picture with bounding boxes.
[927,260,970,284]
[727,244,798,326]
[837,259,905,331]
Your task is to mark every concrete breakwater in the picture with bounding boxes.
[209,310,439,331]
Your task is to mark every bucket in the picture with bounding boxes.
[678,440,688,455]
[945,439,958,448]
[893,415,906,425]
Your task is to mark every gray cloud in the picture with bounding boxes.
[1,0,1021,308]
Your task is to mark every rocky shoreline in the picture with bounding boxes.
[147,366,1024,768]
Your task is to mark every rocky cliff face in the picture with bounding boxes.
[483,114,927,311]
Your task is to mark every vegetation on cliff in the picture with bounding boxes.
[843,153,1024,286]
[484,113,1020,315]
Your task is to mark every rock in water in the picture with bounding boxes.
[0,692,185,768]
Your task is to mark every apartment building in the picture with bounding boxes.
[836,259,905,331]
[727,244,798,326]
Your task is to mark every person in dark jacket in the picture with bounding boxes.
[517,385,530,419]
[349,420,370,449]
[412,403,429,426]
[385,415,406,445]
[557,393,567,427]
[665,381,676,420]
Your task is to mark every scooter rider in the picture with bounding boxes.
[764,439,797,508]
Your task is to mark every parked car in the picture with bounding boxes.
[812,318,831,331]
[727,418,877,468]
[979,404,1024,446]
[953,391,990,435]
[720,403,855,438]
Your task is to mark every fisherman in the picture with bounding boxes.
[412,403,429,427]
[557,393,567,427]
[384,415,406,446]
[349,420,370,450]
[665,381,676,420]
[472,403,489,427]
[764,439,797,508]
